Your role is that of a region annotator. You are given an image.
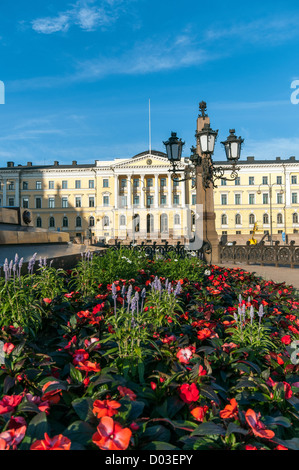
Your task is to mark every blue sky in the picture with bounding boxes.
[1,0,299,164]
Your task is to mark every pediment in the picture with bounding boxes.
[113,153,171,169]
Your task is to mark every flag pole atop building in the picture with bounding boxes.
[149,98,151,155]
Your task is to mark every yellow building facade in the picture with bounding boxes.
[0,152,298,244]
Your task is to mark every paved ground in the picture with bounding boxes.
[217,262,299,290]
[0,243,102,266]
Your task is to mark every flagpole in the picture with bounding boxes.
[149,99,151,154]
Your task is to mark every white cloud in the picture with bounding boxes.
[32,14,70,34]
[31,0,125,34]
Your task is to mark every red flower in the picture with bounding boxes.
[76,360,101,373]
[0,394,23,415]
[219,398,239,419]
[43,298,52,304]
[30,433,71,450]
[72,349,89,365]
[0,438,9,450]
[281,335,292,345]
[178,383,200,404]
[92,416,132,450]
[245,409,275,439]
[117,386,136,401]
[3,342,15,354]
[197,328,212,341]
[92,399,121,418]
[190,405,208,422]
[0,426,26,450]
[41,381,62,405]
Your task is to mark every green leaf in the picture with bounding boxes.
[64,420,95,448]
[72,397,94,421]
[200,385,220,405]
[19,412,49,450]
[226,422,248,436]
[142,441,180,450]
[191,422,226,436]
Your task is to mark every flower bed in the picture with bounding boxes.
[0,248,298,451]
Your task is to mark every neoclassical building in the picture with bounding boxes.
[0,151,298,244]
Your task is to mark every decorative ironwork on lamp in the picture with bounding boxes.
[164,102,244,189]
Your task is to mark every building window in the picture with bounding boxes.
[8,182,14,190]
[277,193,283,204]
[89,216,95,227]
[173,194,180,205]
[49,181,54,189]
[160,177,166,187]
[277,213,283,224]
[192,194,196,205]
[133,195,139,206]
[174,214,180,225]
[36,181,42,190]
[249,193,255,205]
[277,176,282,185]
[62,180,68,189]
[173,178,179,187]
[293,213,298,224]
[75,197,81,208]
[160,214,168,233]
[221,214,228,225]
[120,215,126,226]
[160,195,166,206]
[147,195,154,207]
[263,213,269,224]
[120,196,127,208]
[263,193,269,204]
[235,213,241,225]
[103,216,109,227]
[48,197,55,208]
[221,194,227,205]
[76,216,82,227]
[22,198,29,208]
[235,177,240,185]
[89,196,95,207]
[249,176,254,185]
[89,180,94,189]
[249,213,255,225]
[8,198,14,207]
[62,216,68,228]
[103,179,109,188]
[235,194,241,205]
[49,217,55,228]
[262,176,268,185]
[147,178,153,187]
[35,197,42,209]
[291,175,297,185]
[22,181,28,190]
[292,192,298,204]
[75,180,81,189]
[103,196,109,206]
[221,179,227,186]
[62,197,68,208]
[121,178,127,188]
[36,217,42,228]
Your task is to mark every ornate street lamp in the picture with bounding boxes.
[164,125,243,189]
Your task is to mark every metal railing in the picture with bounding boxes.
[219,241,299,268]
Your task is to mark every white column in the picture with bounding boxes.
[15,178,20,207]
[181,177,185,208]
[127,174,132,209]
[154,174,159,208]
[3,178,6,207]
[168,174,172,208]
[140,175,145,208]
[114,174,118,209]
[285,171,291,207]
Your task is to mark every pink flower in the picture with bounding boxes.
[176,347,193,364]
[0,395,23,415]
